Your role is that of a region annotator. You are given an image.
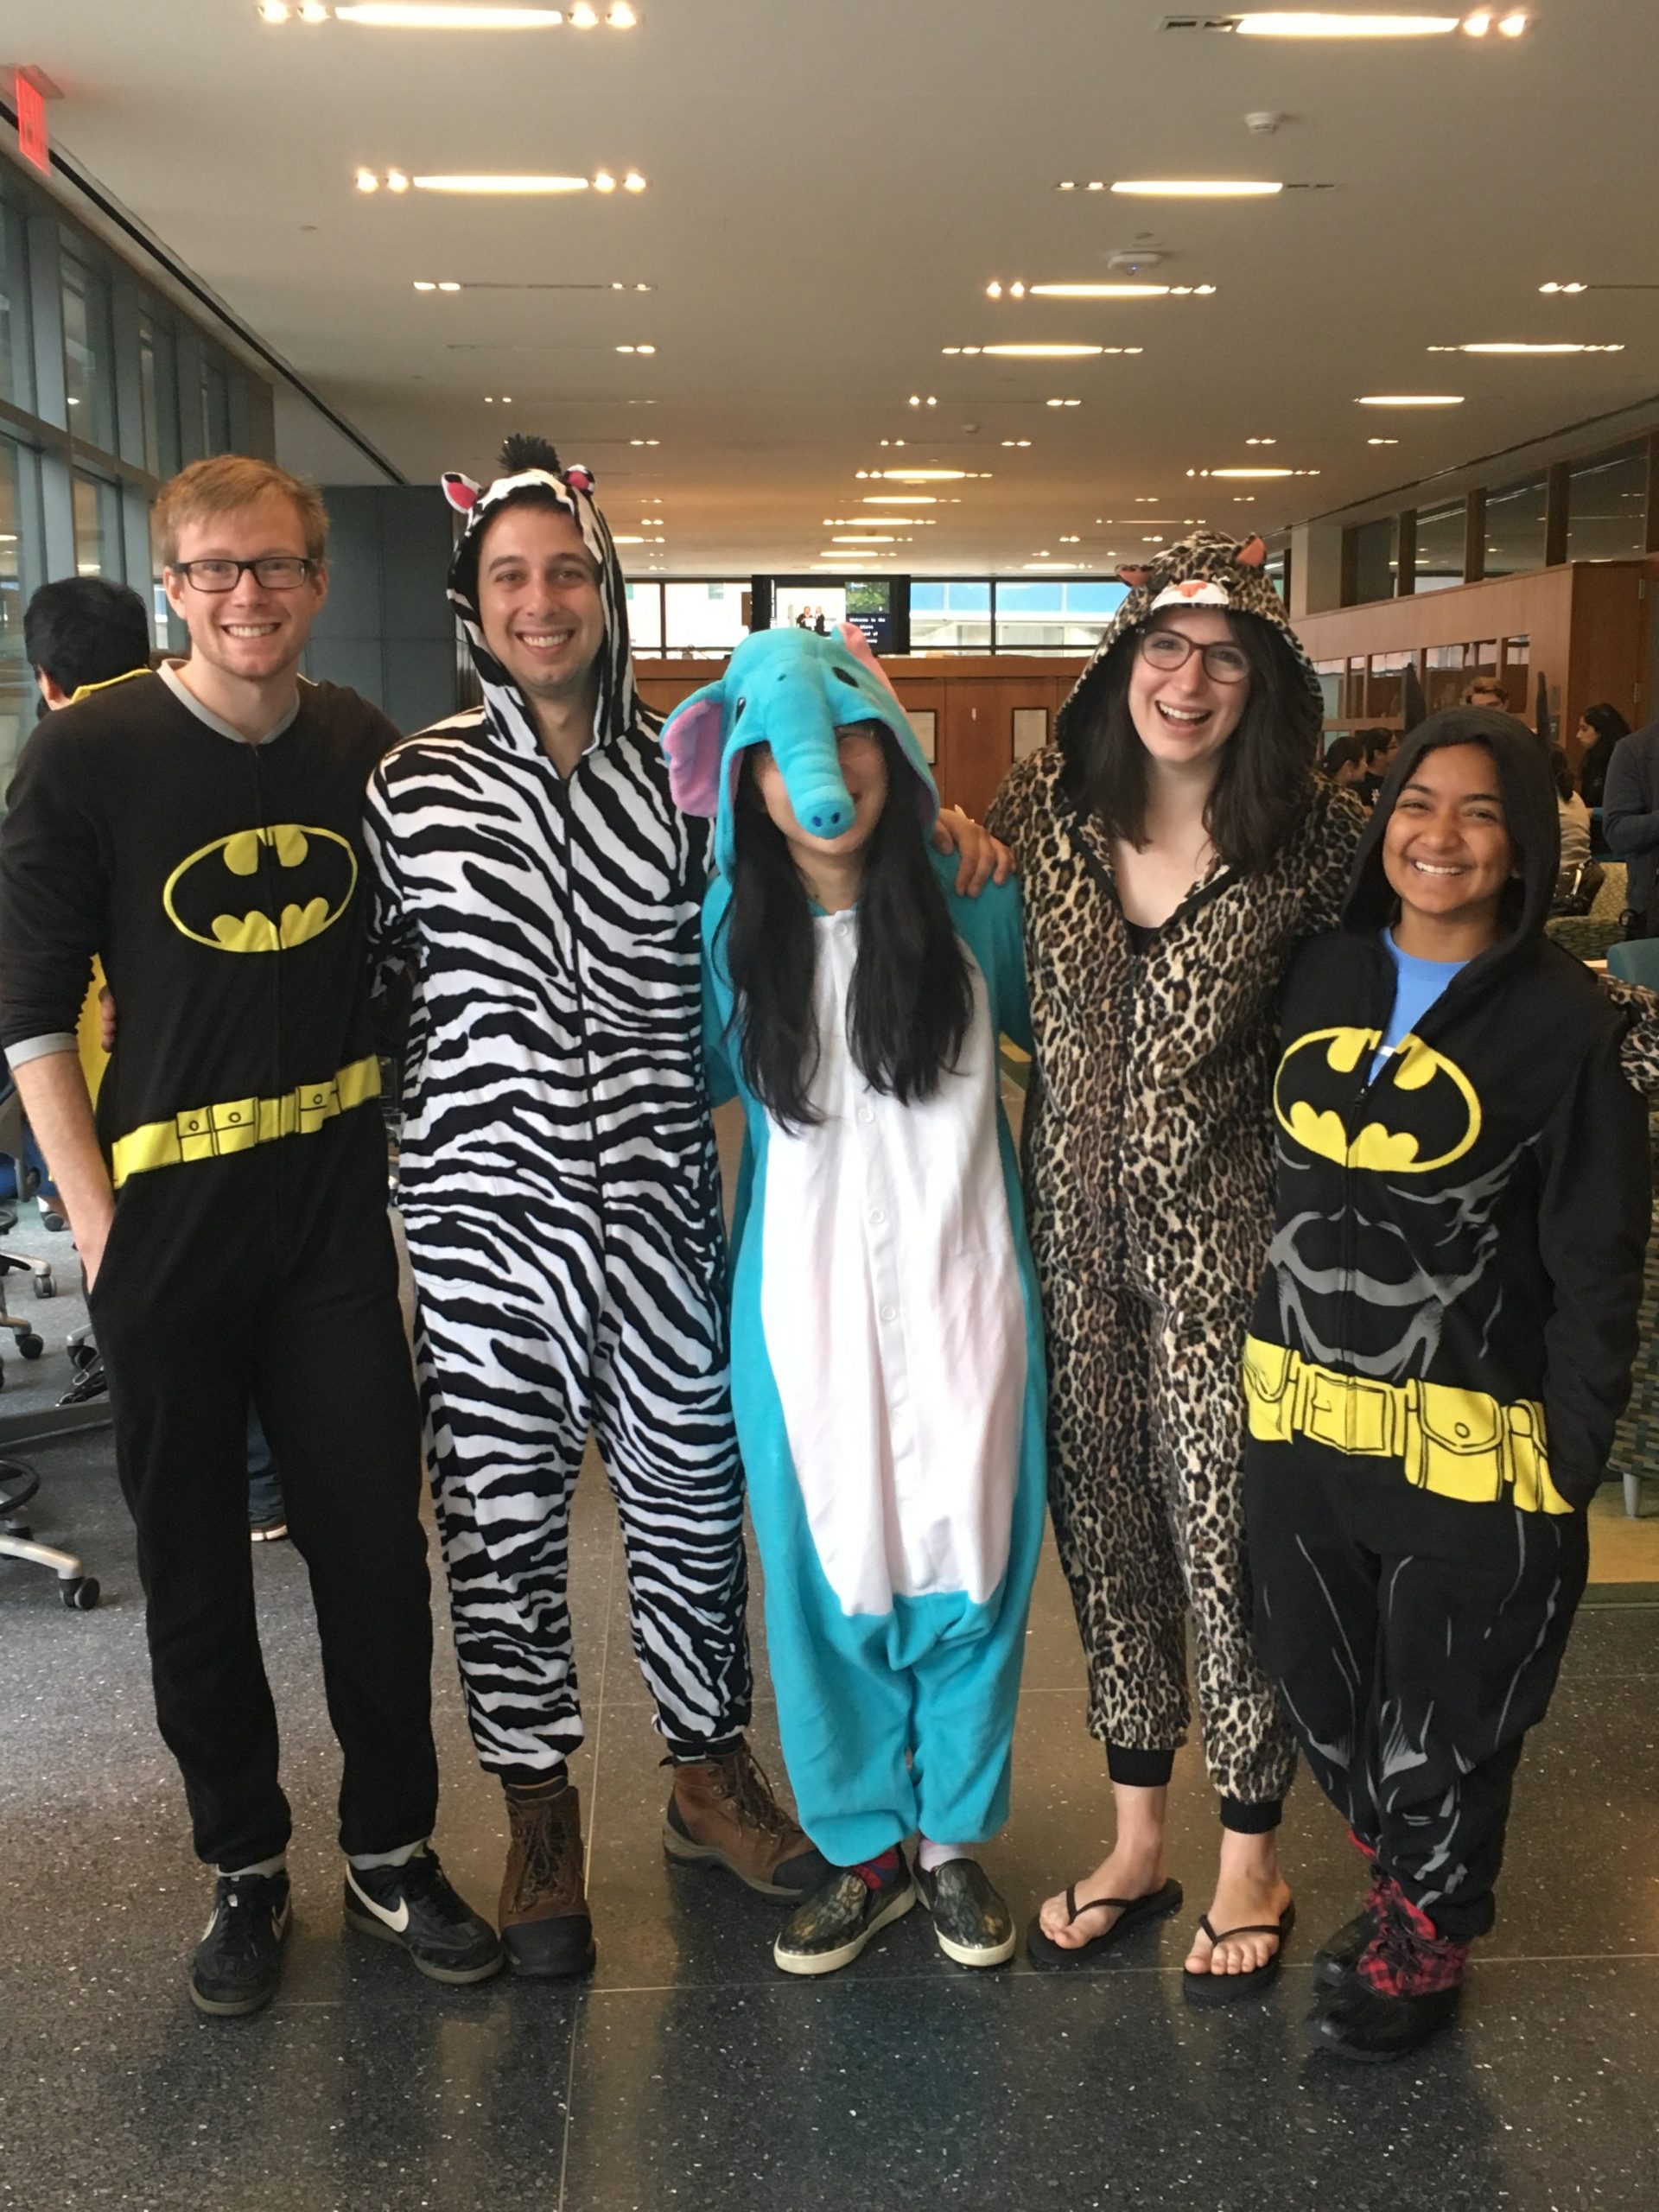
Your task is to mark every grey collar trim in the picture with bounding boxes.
[159,659,299,747]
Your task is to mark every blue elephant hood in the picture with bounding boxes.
[660,626,938,876]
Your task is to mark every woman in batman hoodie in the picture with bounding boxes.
[1244,706,1650,2061]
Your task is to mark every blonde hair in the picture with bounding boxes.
[152,455,328,568]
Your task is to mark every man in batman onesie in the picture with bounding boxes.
[0,456,501,2017]
[1244,706,1650,2059]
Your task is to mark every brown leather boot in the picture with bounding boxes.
[663,1739,830,1899]
[499,1778,596,1979]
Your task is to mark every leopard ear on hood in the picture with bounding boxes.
[442,432,638,759]
[1344,705,1561,982]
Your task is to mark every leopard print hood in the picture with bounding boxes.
[1055,530,1323,763]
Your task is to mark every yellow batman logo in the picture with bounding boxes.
[162,825,358,954]
[1274,1027,1481,1176]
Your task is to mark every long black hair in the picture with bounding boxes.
[1061,611,1321,875]
[720,722,974,1131]
[1578,702,1631,809]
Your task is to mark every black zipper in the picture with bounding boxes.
[549,765,606,1235]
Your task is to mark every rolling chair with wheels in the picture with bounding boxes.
[0,1457,99,1609]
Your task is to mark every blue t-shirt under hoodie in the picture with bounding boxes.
[1370,930,1468,1079]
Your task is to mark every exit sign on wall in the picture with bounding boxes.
[15,71,48,173]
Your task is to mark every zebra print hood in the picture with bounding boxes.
[442,435,639,759]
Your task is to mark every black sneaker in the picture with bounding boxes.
[190,1871,292,2018]
[915,1857,1016,1967]
[343,1849,505,1985]
[772,1862,915,1977]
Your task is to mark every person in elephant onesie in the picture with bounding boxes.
[1245,707,1650,2061]
[663,624,1046,1978]
[363,435,1007,1979]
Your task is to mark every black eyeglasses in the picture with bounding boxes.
[1138,629,1250,685]
[169,556,318,593]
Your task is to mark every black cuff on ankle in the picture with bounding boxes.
[1219,1795,1282,1835]
[1105,1743,1177,1789]
[503,1770,569,1803]
[664,1732,745,1765]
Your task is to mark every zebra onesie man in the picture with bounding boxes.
[364,435,823,1978]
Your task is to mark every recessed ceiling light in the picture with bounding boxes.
[1539,282,1589,294]
[1245,436,1277,445]
[624,172,646,192]
[1368,436,1401,444]
[629,437,660,446]
[944,344,1141,357]
[833,535,898,543]
[355,168,379,191]
[1110,180,1282,198]
[1357,393,1465,404]
[1046,397,1083,408]
[1188,467,1319,478]
[1427,340,1624,353]
[615,343,656,353]
[403,173,595,193]
[1231,13,1465,36]
[569,2,598,20]
[857,469,983,482]
[1000,439,1033,448]
[331,3,574,23]
[863,494,949,504]
[988,281,1217,300]
[908,394,938,407]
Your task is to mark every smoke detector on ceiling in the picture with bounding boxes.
[1108,246,1166,273]
[1245,110,1287,135]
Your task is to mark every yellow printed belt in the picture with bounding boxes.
[1243,1334,1570,1516]
[109,1054,381,1189]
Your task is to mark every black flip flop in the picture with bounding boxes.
[1025,1878,1185,1972]
[1180,1902,1296,2006]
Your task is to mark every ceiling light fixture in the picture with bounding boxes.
[1539,282,1589,293]
[1187,467,1320,478]
[629,437,660,446]
[1367,436,1400,444]
[987,281,1217,299]
[1245,436,1277,445]
[1427,340,1624,353]
[615,343,657,353]
[1357,393,1465,404]
[1231,13,1464,36]
[331,3,576,24]
[943,344,1141,357]
[862,494,944,504]
[1110,180,1282,198]
[908,394,938,407]
[855,469,988,482]
[1046,397,1083,408]
[833,536,897,543]
[397,173,599,193]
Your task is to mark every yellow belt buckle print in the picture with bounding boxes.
[1243,1338,1297,1444]
[1403,1381,1506,1503]
[1304,1367,1397,1457]
[210,1096,259,1157]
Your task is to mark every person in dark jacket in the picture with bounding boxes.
[1600,714,1659,932]
[1575,702,1630,812]
[1244,706,1650,2062]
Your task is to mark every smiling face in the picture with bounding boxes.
[1126,607,1252,771]
[1382,741,1516,944]
[163,490,327,685]
[749,723,891,865]
[475,500,605,709]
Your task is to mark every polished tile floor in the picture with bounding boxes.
[4,1413,1659,2212]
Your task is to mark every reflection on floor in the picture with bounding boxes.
[4,1416,1659,2212]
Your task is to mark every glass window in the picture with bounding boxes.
[62,251,118,453]
[0,437,32,790]
[995,579,1125,652]
[1566,442,1648,563]
[73,470,124,580]
[1351,517,1397,604]
[0,199,33,413]
[1413,501,1465,592]
[912,582,990,652]
[200,359,233,456]
[1483,474,1547,577]
[138,313,181,480]
[623,579,662,652]
[664,582,749,655]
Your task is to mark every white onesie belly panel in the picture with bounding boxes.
[758,913,1027,1617]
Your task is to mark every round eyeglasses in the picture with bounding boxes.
[1137,629,1249,685]
[169,556,317,593]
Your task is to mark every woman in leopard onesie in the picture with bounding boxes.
[987,531,1365,1999]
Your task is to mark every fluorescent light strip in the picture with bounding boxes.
[1357,393,1464,404]
[986,281,1216,299]
[943,345,1140,359]
[1188,467,1320,479]
[1232,13,1461,35]
[335,5,570,24]
[1427,341,1624,354]
[1110,180,1282,198]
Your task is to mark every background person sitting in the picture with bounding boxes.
[1322,732,1371,804]
[1577,703,1631,812]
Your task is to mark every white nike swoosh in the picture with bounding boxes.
[348,1872,410,1933]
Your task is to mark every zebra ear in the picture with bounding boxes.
[662,683,729,817]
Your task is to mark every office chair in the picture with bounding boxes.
[1607,938,1659,992]
[0,1080,59,1361]
[0,1456,99,1609]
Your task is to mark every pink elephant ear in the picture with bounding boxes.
[442,472,481,514]
[834,620,904,706]
[662,690,728,817]
[1237,534,1268,567]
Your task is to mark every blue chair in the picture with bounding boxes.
[1606,939,1659,991]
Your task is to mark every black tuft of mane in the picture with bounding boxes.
[499,433,563,476]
